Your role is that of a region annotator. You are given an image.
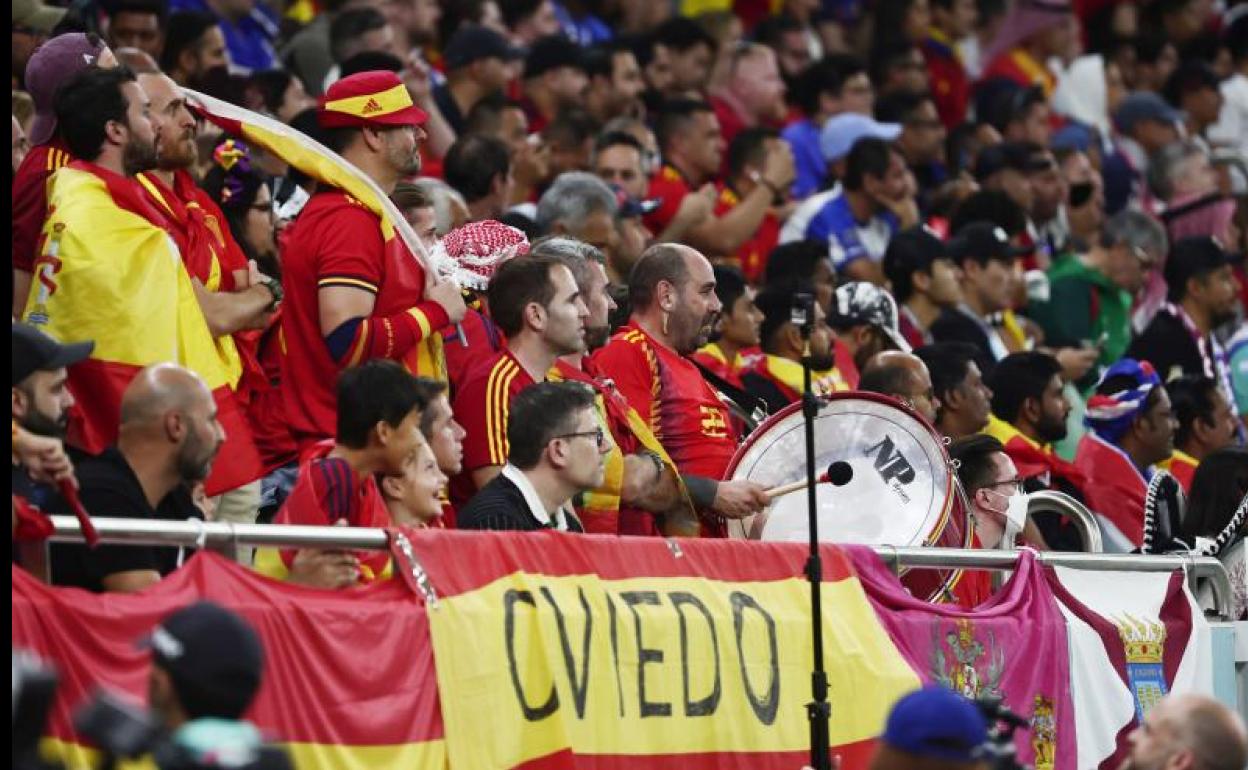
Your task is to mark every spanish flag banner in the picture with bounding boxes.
[22,162,261,495]
[183,89,446,380]
[13,553,446,770]
[405,531,921,770]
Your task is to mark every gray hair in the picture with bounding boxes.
[1102,208,1168,258]
[536,172,619,233]
[530,235,606,291]
[1148,141,1207,202]
[411,177,466,236]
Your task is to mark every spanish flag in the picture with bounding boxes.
[184,89,445,381]
[23,161,262,496]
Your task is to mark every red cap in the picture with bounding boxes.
[317,71,427,129]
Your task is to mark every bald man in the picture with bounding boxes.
[49,364,225,593]
[1122,694,1247,770]
[860,350,940,425]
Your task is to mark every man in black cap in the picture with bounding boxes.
[1127,236,1239,403]
[11,322,94,509]
[145,601,292,769]
[931,221,1028,373]
[519,34,589,134]
[882,225,963,349]
[432,23,524,135]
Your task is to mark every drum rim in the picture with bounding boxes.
[724,390,972,600]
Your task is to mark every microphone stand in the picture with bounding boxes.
[795,293,831,770]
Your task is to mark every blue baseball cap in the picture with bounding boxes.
[1113,92,1181,135]
[820,113,902,163]
[882,686,988,762]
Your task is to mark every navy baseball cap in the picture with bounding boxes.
[882,686,988,762]
[443,24,524,70]
[12,322,94,386]
[1114,92,1181,134]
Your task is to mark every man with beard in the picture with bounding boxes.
[279,71,465,450]
[12,33,118,317]
[1127,237,1241,405]
[592,244,770,537]
[519,35,589,135]
[134,72,273,494]
[22,67,255,503]
[537,237,686,535]
[48,364,223,593]
[11,323,94,519]
[159,12,228,88]
[1076,359,1178,552]
[451,255,590,506]
[744,280,852,416]
[984,351,1089,549]
[584,40,645,125]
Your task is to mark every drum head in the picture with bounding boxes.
[727,393,962,550]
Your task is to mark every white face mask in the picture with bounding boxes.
[985,488,1029,549]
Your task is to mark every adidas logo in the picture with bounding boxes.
[361,98,382,114]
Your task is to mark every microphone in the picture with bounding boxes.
[763,461,854,500]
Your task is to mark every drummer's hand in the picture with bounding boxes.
[712,480,770,519]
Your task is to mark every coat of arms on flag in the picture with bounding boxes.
[930,618,1005,699]
[1115,613,1169,721]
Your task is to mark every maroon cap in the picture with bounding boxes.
[26,33,110,146]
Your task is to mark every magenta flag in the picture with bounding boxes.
[847,547,1076,770]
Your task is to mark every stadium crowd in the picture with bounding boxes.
[9,0,1248,616]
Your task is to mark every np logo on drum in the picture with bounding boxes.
[865,435,915,504]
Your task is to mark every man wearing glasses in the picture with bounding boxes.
[458,382,610,532]
[944,434,1030,607]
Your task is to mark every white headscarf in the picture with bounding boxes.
[1052,54,1110,138]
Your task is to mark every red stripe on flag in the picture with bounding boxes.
[204,384,264,495]
[511,739,879,770]
[404,530,858,597]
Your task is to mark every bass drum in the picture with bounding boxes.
[725,392,971,601]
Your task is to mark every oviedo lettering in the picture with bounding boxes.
[502,585,781,725]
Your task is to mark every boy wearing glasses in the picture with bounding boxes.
[458,382,610,532]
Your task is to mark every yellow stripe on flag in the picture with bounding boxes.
[428,572,919,769]
[23,167,237,390]
[39,735,447,770]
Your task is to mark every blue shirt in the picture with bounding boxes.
[552,2,612,45]
[781,119,826,200]
[804,191,898,271]
[171,0,280,73]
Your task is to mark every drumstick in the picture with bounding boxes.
[59,479,100,548]
[762,461,854,500]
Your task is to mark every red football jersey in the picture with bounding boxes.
[591,321,739,536]
[643,164,693,235]
[278,190,448,448]
[712,185,780,283]
[13,139,72,275]
[449,348,537,505]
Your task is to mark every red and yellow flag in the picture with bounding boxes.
[22,162,262,495]
[185,90,445,380]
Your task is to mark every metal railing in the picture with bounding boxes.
[1028,490,1103,553]
[43,515,1235,620]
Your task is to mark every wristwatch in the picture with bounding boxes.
[256,274,283,311]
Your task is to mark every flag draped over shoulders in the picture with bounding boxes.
[22,162,261,495]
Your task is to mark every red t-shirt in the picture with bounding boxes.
[246,316,298,473]
[644,164,693,234]
[713,184,780,283]
[442,306,503,394]
[449,348,537,506]
[275,440,392,582]
[710,94,748,149]
[278,190,449,448]
[13,139,72,275]
[921,34,971,130]
[591,321,739,536]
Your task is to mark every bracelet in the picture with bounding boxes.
[258,276,283,311]
[638,449,665,483]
